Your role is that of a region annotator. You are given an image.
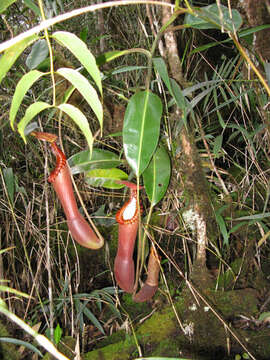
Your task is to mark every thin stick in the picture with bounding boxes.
[0,1,174,53]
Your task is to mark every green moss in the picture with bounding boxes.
[83,337,138,360]
[83,288,265,360]
[137,306,178,344]
[151,338,179,357]
[121,293,152,318]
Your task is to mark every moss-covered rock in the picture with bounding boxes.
[83,288,270,360]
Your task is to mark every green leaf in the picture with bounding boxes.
[0,338,43,357]
[10,70,45,130]
[18,102,51,142]
[26,39,49,70]
[85,168,128,189]
[258,312,270,321]
[213,134,223,156]
[68,148,122,174]
[153,58,187,111]
[185,4,242,32]
[123,90,163,176]
[53,324,62,345]
[92,205,115,227]
[23,0,41,17]
[216,214,229,246]
[0,34,39,84]
[191,25,270,54]
[143,145,171,206]
[170,78,189,113]
[3,168,15,204]
[58,103,93,152]
[153,59,189,119]
[234,212,270,221]
[0,0,17,13]
[80,27,88,42]
[0,285,30,298]
[83,305,105,334]
[57,67,103,129]
[153,57,173,95]
[96,50,135,66]
[52,31,102,95]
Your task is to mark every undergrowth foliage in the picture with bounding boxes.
[0,0,269,359]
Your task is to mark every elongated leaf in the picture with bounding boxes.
[185,4,242,32]
[153,59,190,120]
[234,212,270,221]
[123,90,162,176]
[96,49,151,67]
[0,34,38,84]
[3,168,15,204]
[26,39,49,69]
[153,57,173,95]
[0,338,43,357]
[191,24,270,54]
[216,214,229,246]
[143,145,171,205]
[0,0,17,13]
[81,302,105,335]
[0,285,30,298]
[96,50,129,66]
[58,103,93,152]
[53,324,62,345]
[85,168,128,189]
[18,102,51,142]
[23,0,41,17]
[57,67,103,129]
[68,148,122,174]
[10,70,45,129]
[153,58,186,110]
[213,134,223,156]
[52,31,102,95]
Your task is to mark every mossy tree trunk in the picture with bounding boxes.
[161,0,217,283]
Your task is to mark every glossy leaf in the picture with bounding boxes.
[0,34,38,84]
[143,145,171,205]
[68,148,122,174]
[58,103,93,152]
[57,67,103,129]
[52,31,102,95]
[85,168,128,189]
[10,70,45,129]
[26,39,49,69]
[184,4,242,32]
[18,102,51,142]
[123,90,162,176]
